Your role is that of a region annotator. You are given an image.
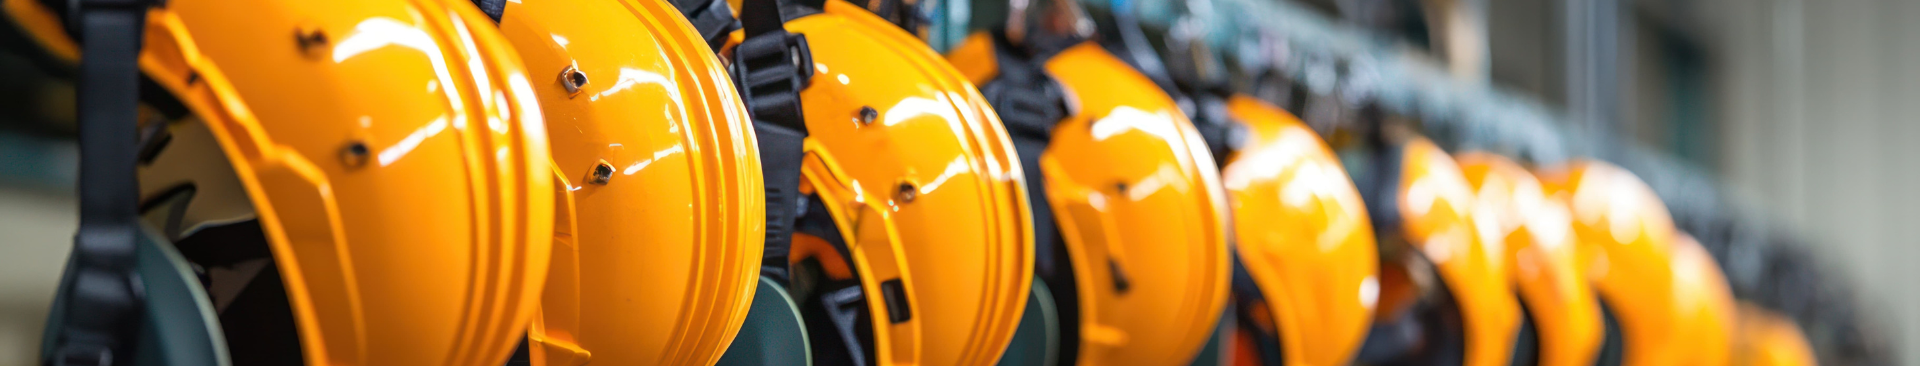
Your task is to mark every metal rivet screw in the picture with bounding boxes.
[858,106,879,125]
[340,141,370,168]
[560,65,589,95]
[587,161,615,185]
[1114,181,1129,195]
[185,71,200,86]
[895,182,918,203]
[295,27,329,55]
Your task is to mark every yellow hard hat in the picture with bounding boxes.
[1343,137,1520,366]
[483,0,768,364]
[717,0,1036,364]
[1218,95,1378,366]
[948,23,1233,365]
[1536,160,1737,366]
[1733,304,1817,366]
[9,0,556,363]
[1456,152,1605,366]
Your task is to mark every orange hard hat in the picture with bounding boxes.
[1456,152,1605,366]
[10,0,556,363]
[486,0,769,364]
[1537,160,1737,366]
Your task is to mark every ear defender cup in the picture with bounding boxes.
[997,279,1062,366]
[41,226,229,366]
[715,276,815,366]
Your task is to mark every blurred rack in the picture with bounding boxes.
[926,0,1896,364]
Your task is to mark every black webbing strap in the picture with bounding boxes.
[47,0,156,364]
[668,0,740,52]
[730,0,817,285]
[473,0,506,23]
[976,31,1069,282]
[1187,93,1244,169]
[862,0,925,33]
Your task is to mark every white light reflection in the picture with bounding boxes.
[331,17,465,121]
[379,116,450,166]
[916,156,971,195]
[1089,106,1180,141]
[883,95,958,127]
[623,144,686,176]
[591,67,680,103]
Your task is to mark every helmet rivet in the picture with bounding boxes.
[587,161,615,185]
[858,106,879,125]
[295,27,329,56]
[560,65,589,96]
[895,181,918,203]
[1114,181,1129,195]
[340,141,370,169]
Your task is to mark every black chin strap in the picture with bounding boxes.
[47,0,158,365]
[728,0,817,285]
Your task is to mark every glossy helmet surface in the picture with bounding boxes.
[1733,304,1817,366]
[7,0,555,363]
[1536,160,1736,366]
[1219,95,1377,366]
[1347,138,1519,366]
[727,1,1037,364]
[950,31,1233,364]
[1456,152,1604,366]
[490,0,766,364]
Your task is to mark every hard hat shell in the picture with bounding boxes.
[1456,152,1605,366]
[1219,95,1377,366]
[1536,161,1736,366]
[1365,139,1522,366]
[491,0,765,364]
[1733,304,1817,366]
[951,34,1233,365]
[5,0,556,363]
[729,2,1037,364]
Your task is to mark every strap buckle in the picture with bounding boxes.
[730,30,813,132]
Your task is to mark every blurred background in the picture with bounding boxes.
[1,0,1914,365]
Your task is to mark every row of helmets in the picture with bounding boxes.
[7,0,1815,363]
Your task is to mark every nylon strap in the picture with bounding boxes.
[473,0,506,23]
[47,0,156,364]
[730,0,818,285]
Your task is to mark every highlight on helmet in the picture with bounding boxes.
[947,0,1234,362]
[1218,95,1378,366]
[1455,152,1605,366]
[1536,160,1737,366]
[10,0,556,363]
[482,0,768,364]
[1733,304,1818,366]
[1343,137,1520,366]
[711,0,1037,364]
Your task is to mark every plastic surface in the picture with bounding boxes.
[1536,161,1736,366]
[495,0,766,364]
[761,2,1037,364]
[1041,41,1232,366]
[1456,152,1604,366]
[5,0,557,363]
[1391,140,1521,366]
[1219,95,1377,366]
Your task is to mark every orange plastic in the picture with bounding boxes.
[1393,140,1521,366]
[1039,41,1233,366]
[735,2,1038,364]
[4,0,558,363]
[1457,152,1603,366]
[493,0,767,364]
[1220,95,1377,366]
[1537,161,1736,366]
[1734,304,1818,366]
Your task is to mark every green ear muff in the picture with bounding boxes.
[996,279,1061,366]
[717,276,813,366]
[43,226,229,366]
